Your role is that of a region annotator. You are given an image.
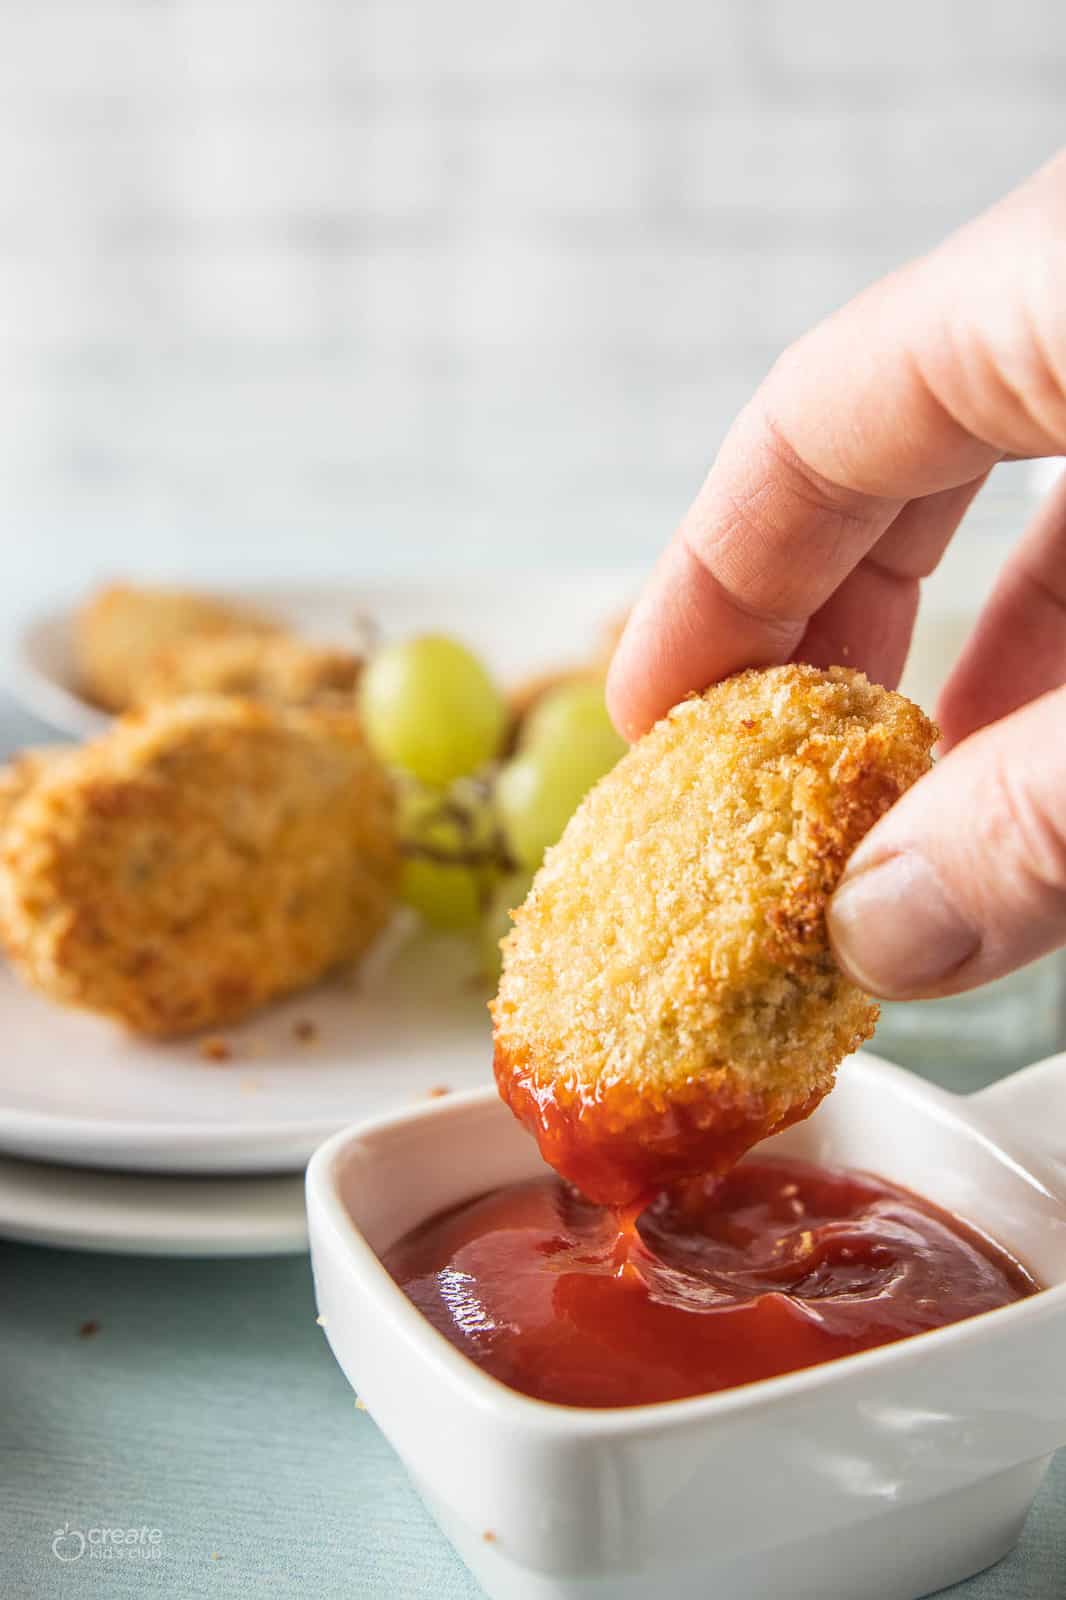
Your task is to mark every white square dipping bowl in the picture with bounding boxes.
[306,1051,1066,1600]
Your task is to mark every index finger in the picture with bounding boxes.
[606,154,1066,738]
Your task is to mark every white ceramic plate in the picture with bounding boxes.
[0,573,639,1176]
[0,916,498,1174]
[3,573,638,740]
[0,1154,307,1255]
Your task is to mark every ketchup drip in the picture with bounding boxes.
[384,1157,1037,1409]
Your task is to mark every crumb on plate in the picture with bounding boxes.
[200,1036,233,1063]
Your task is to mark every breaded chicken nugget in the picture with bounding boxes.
[77,583,279,711]
[491,665,936,1204]
[136,631,362,709]
[0,748,67,838]
[0,696,397,1035]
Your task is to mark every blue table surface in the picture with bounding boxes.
[2,693,1065,1600]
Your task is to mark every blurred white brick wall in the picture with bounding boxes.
[0,0,1062,608]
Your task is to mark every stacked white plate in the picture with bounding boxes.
[0,573,637,1255]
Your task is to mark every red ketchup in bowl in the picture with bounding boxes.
[385,1157,1037,1409]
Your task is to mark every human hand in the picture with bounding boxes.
[607,151,1066,1002]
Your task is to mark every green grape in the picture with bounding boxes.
[499,682,627,870]
[521,678,626,771]
[496,751,573,871]
[360,634,506,785]
[479,869,535,981]
[397,778,506,930]
[401,854,481,931]
[497,745,607,871]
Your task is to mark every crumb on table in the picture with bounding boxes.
[426,1085,451,1099]
[482,1530,497,1545]
[293,1018,318,1043]
[78,1320,100,1339]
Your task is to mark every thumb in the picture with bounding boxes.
[827,685,1066,999]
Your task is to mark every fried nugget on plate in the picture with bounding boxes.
[76,583,279,711]
[136,631,362,710]
[0,748,68,838]
[0,696,397,1036]
[491,665,936,1204]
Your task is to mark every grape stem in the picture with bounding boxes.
[398,777,519,878]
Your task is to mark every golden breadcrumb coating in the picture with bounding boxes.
[492,665,936,1203]
[136,631,363,709]
[0,696,397,1035]
[136,627,361,710]
[0,748,68,838]
[76,583,279,711]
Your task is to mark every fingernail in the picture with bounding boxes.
[828,853,980,998]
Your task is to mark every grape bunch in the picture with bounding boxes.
[359,633,626,974]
